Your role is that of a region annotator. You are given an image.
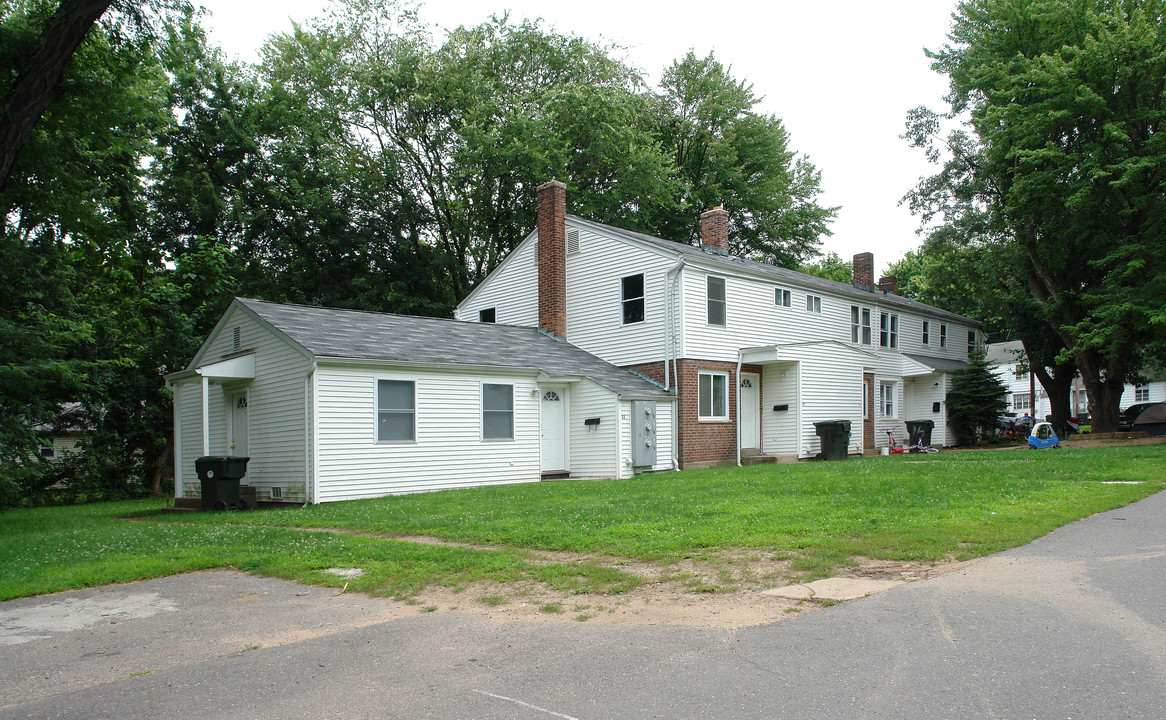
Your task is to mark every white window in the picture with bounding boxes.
[806,294,822,313]
[377,379,415,443]
[1013,393,1031,412]
[478,307,495,323]
[1014,366,1028,380]
[880,313,898,348]
[775,287,791,307]
[39,446,56,459]
[698,372,729,420]
[707,276,726,326]
[851,306,872,344]
[621,273,645,325]
[862,381,869,419]
[482,383,514,440]
[880,382,896,418]
[968,330,978,354]
[940,324,948,348]
[1135,385,1150,402]
[922,320,930,345]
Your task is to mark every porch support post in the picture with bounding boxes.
[736,353,743,467]
[201,374,210,456]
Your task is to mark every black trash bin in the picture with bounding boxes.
[195,456,250,511]
[905,420,935,449]
[813,420,852,461]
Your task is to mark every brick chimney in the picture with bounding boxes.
[700,206,729,253]
[853,252,874,289]
[878,275,898,295]
[537,180,567,338]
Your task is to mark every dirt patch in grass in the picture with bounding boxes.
[368,539,970,630]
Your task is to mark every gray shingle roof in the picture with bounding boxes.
[237,298,670,399]
[568,215,980,326]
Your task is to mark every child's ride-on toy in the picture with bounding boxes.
[1027,421,1061,449]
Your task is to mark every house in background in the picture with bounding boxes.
[456,180,982,466]
[988,340,1166,419]
[167,298,673,505]
[32,402,86,463]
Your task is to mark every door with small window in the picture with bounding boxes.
[229,392,248,458]
[740,373,760,450]
[540,387,567,473]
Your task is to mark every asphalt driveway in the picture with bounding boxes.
[3,489,1165,719]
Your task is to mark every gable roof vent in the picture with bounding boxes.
[232,326,241,350]
[567,228,580,255]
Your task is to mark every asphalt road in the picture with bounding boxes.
[3,489,1164,720]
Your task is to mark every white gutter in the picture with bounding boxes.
[736,351,744,468]
[664,256,684,471]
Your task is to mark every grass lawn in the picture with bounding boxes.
[2,444,1163,603]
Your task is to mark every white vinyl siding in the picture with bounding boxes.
[176,306,311,503]
[315,366,540,501]
[756,342,867,458]
[563,225,675,366]
[567,380,620,478]
[455,235,540,327]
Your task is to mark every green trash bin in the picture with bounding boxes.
[195,456,250,511]
[813,420,852,461]
[905,420,935,449]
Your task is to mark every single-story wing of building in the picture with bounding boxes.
[166,298,675,505]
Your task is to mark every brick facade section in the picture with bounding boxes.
[853,252,874,289]
[537,180,567,338]
[627,359,763,469]
[878,275,898,295]
[863,371,875,452]
[699,207,729,253]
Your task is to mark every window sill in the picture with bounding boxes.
[698,417,731,423]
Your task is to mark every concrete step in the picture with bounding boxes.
[742,454,777,465]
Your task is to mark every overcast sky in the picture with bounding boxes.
[194,0,961,276]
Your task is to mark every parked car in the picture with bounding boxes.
[1118,403,1156,431]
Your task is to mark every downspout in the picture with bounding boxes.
[201,374,210,456]
[304,361,316,506]
[310,360,320,505]
[736,351,744,467]
[665,256,684,471]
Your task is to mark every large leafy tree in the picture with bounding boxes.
[906,0,1166,431]
[655,51,836,266]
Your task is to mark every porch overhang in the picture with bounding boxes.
[196,353,255,383]
[902,353,968,378]
[739,340,878,366]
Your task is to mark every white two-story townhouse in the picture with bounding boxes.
[457,181,983,468]
[988,340,1166,421]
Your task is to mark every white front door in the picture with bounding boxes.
[540,386,567,472]
[229,392,248,457]
[740,373,760,450]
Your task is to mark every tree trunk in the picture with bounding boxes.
[1033,360,1075,435]
[0,0,113,191]
[150,436,173,497]
[1076,348,1126,432]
